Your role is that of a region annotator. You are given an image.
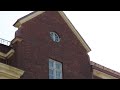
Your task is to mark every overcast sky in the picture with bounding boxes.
[0,11,120,72]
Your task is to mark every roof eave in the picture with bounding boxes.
[13,11,45,28]
[58,11,91,53]
[13,20,21,28]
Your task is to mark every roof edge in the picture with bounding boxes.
[13,11,45,28]
[58,11,91,52]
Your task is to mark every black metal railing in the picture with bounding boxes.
[0,38,10,46]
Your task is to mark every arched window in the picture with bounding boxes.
[50,32,61,42]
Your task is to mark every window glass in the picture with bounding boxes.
[49,60,54,68]
[56,62,62,70]
[50,32,60,42]
[49,59,62,79]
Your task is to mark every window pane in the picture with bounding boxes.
[49,69,54,76]
[49,60,54,68]
[49,59,62,79]
[50,32,53,39]
[50,32,60,42]
[50,32,55,41]
[49,75,54,79]
[56,71,62,79]
[55,34,58,42]
[56,62,62,70]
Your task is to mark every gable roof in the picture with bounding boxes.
[13,11,91,53]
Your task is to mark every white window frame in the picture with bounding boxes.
[49,59,62,79]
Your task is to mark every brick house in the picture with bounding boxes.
[0,11,92,79]
[0,11,119,79]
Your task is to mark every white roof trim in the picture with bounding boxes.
[58,11,91,52]
[0,49,15,59]
[0,62,24,79]
[93,69,118,79]
[91,61,120,76]
[13,11,91,53]
[14,11,45,28]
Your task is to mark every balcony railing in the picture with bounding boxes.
[0,38,10,46]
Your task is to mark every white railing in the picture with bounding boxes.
[0,38,10,46]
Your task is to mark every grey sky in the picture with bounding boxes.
[0,11,120,72]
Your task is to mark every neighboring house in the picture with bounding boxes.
[0,11,120,79]
[91,61,120,79]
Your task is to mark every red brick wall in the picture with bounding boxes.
[11,11,92,79]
